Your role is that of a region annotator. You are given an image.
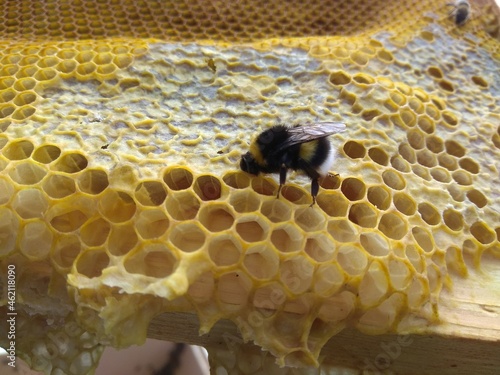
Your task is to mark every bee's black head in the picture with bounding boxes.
[240,152,260,175]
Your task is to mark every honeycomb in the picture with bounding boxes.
[0,0,499,374]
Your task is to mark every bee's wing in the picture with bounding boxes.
[276,122,346,152]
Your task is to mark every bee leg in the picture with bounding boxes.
[310,178,319,207]
[277,164,287,199]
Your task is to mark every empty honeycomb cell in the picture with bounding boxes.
[209,236,241,266]
[260,199,292,223]
[341,177,366,201]
[471,75,488,88]
[360,232,390,257]
[359,261,389,307]
[107,224,138,256]
[76,62,97,76]
[317,191,349,217]
[19,220,52,261]
[336,245,368,276]
[2,139,34,160]
[382,170,405,190]
[165,191,200,220]
[390,91,406,106]
[80,218,111,247]
[251,176,277,197]
[163,167,193,190]
[32,144,61,164]
[378,212,407,240]
[13,77,36,91]
[352,73,375,85]
[458,158,479,174]
[14,91,37,106]
[313,263,345,296]
[367,147,388,166]
[426,135,444,154]
[343,140,366,159]
[1,104,15,118]
[281,185,310,205]
[383,98,400,113]
[57,60,77,74]
[393,192,416,216]
[170,222,206,252]
[243,245,279,280]
[0,177,14,205]
[466,189,487,208]
[304,236,335,262]
[52,235,81,270]
[295,206,326,232]
[407,128,426,149]
[50,207,89,233]
[418,203,441,226]
[223,171,250,189]
[43,174,76,198]
[54,153,88,173]
[399,143,416,163]
[194,175,222,201]
[452,170,472,186]
[187,271,215,304]
[339,89,356,106]
[280,257,313,294]
[470,221,496,244]
[427,66,443,79]
[229,190,260,213]
[134,181,167,206]
[0,77,15,91]
[12,188,48,219]
[270,225,303,253]
[441,110,459,127]
[348,202,378,228]
[235,217,268,242]
[0,89,16,103]
[412,227,434,252]
[367,185,391,211]
[34,68,57,82]
[37,56,59,68]
[400,108,417,128]
[75,51,95,63]
[397,155,416,176]
[217,272,251,311]
[75,249,109,279]
[136,209,170,240]
[8,161,46,185]
[99,190,136,223]
[443,208,464,231]
[124,244,178,278]
[408,277,426,309]
[430,167,451,183]
[405,245,424,273]
[362,109,382,122]
[17,66,37,78]
[445,140,465,157]
[416,149,437,167]
[388,259,412,290]
[113,54,133,69]
[93,52,113,65]
[448,184,466,202]
[412,164,431,180]
[199,204,235,232]
[77,169,109,195]
[329,71,351,85]
[11,105,36,120]
[438,80,454,92]
[350,51,368,66]
[438,153,458,171]
[425,103,441,121]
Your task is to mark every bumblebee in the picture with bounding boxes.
[447,0,471,26]
[240,122,346,206]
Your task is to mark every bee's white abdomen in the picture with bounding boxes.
[316,149,336,176]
